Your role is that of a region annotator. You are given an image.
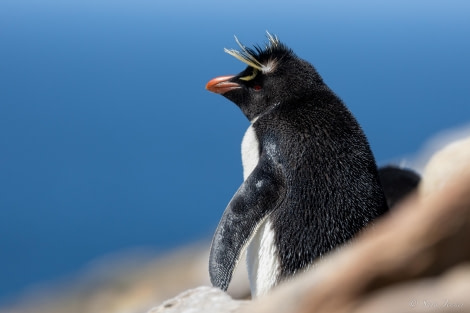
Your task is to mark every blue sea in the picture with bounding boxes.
[1,0,469,305]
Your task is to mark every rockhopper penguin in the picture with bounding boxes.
[206,34,389,297]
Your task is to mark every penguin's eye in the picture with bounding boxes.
[253,85,262,91]
[239,68,258,81]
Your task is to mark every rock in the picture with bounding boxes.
[0,243,249,313]
[148,286,248,313]
[0,244,214,313]
[350,264,470,313]
[420,136,470,197]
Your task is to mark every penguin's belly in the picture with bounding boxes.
[246,219,280,297]
[241,124,281,297]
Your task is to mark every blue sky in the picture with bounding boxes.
[1,0,469,304]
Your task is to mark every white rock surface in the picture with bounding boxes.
[148,286,247,313]
[420,136,470,196]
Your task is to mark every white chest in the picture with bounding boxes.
[240,123,280,297]
[241,124,260,180]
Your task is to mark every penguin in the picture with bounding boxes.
[205,34,389,297]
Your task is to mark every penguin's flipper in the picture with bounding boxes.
[209,156,285,291]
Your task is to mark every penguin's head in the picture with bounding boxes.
[206,33,325,121]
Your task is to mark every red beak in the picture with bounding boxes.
[206,75,241,94]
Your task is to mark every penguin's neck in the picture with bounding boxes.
[241,121,281,297]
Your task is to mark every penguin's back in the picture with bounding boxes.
[252,98,388,278]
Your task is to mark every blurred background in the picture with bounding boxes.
[1,0,469,309]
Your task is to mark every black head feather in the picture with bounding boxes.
[222,34,327,121]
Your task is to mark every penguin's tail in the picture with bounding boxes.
[378,165,421,208]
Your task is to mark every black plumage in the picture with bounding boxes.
[378,165,421,208]
[206,34,389,294]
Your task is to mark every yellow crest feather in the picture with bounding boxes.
[224,33,280,74]
[224,36,264,71]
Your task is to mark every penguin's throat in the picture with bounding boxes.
[241,121,260,180]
